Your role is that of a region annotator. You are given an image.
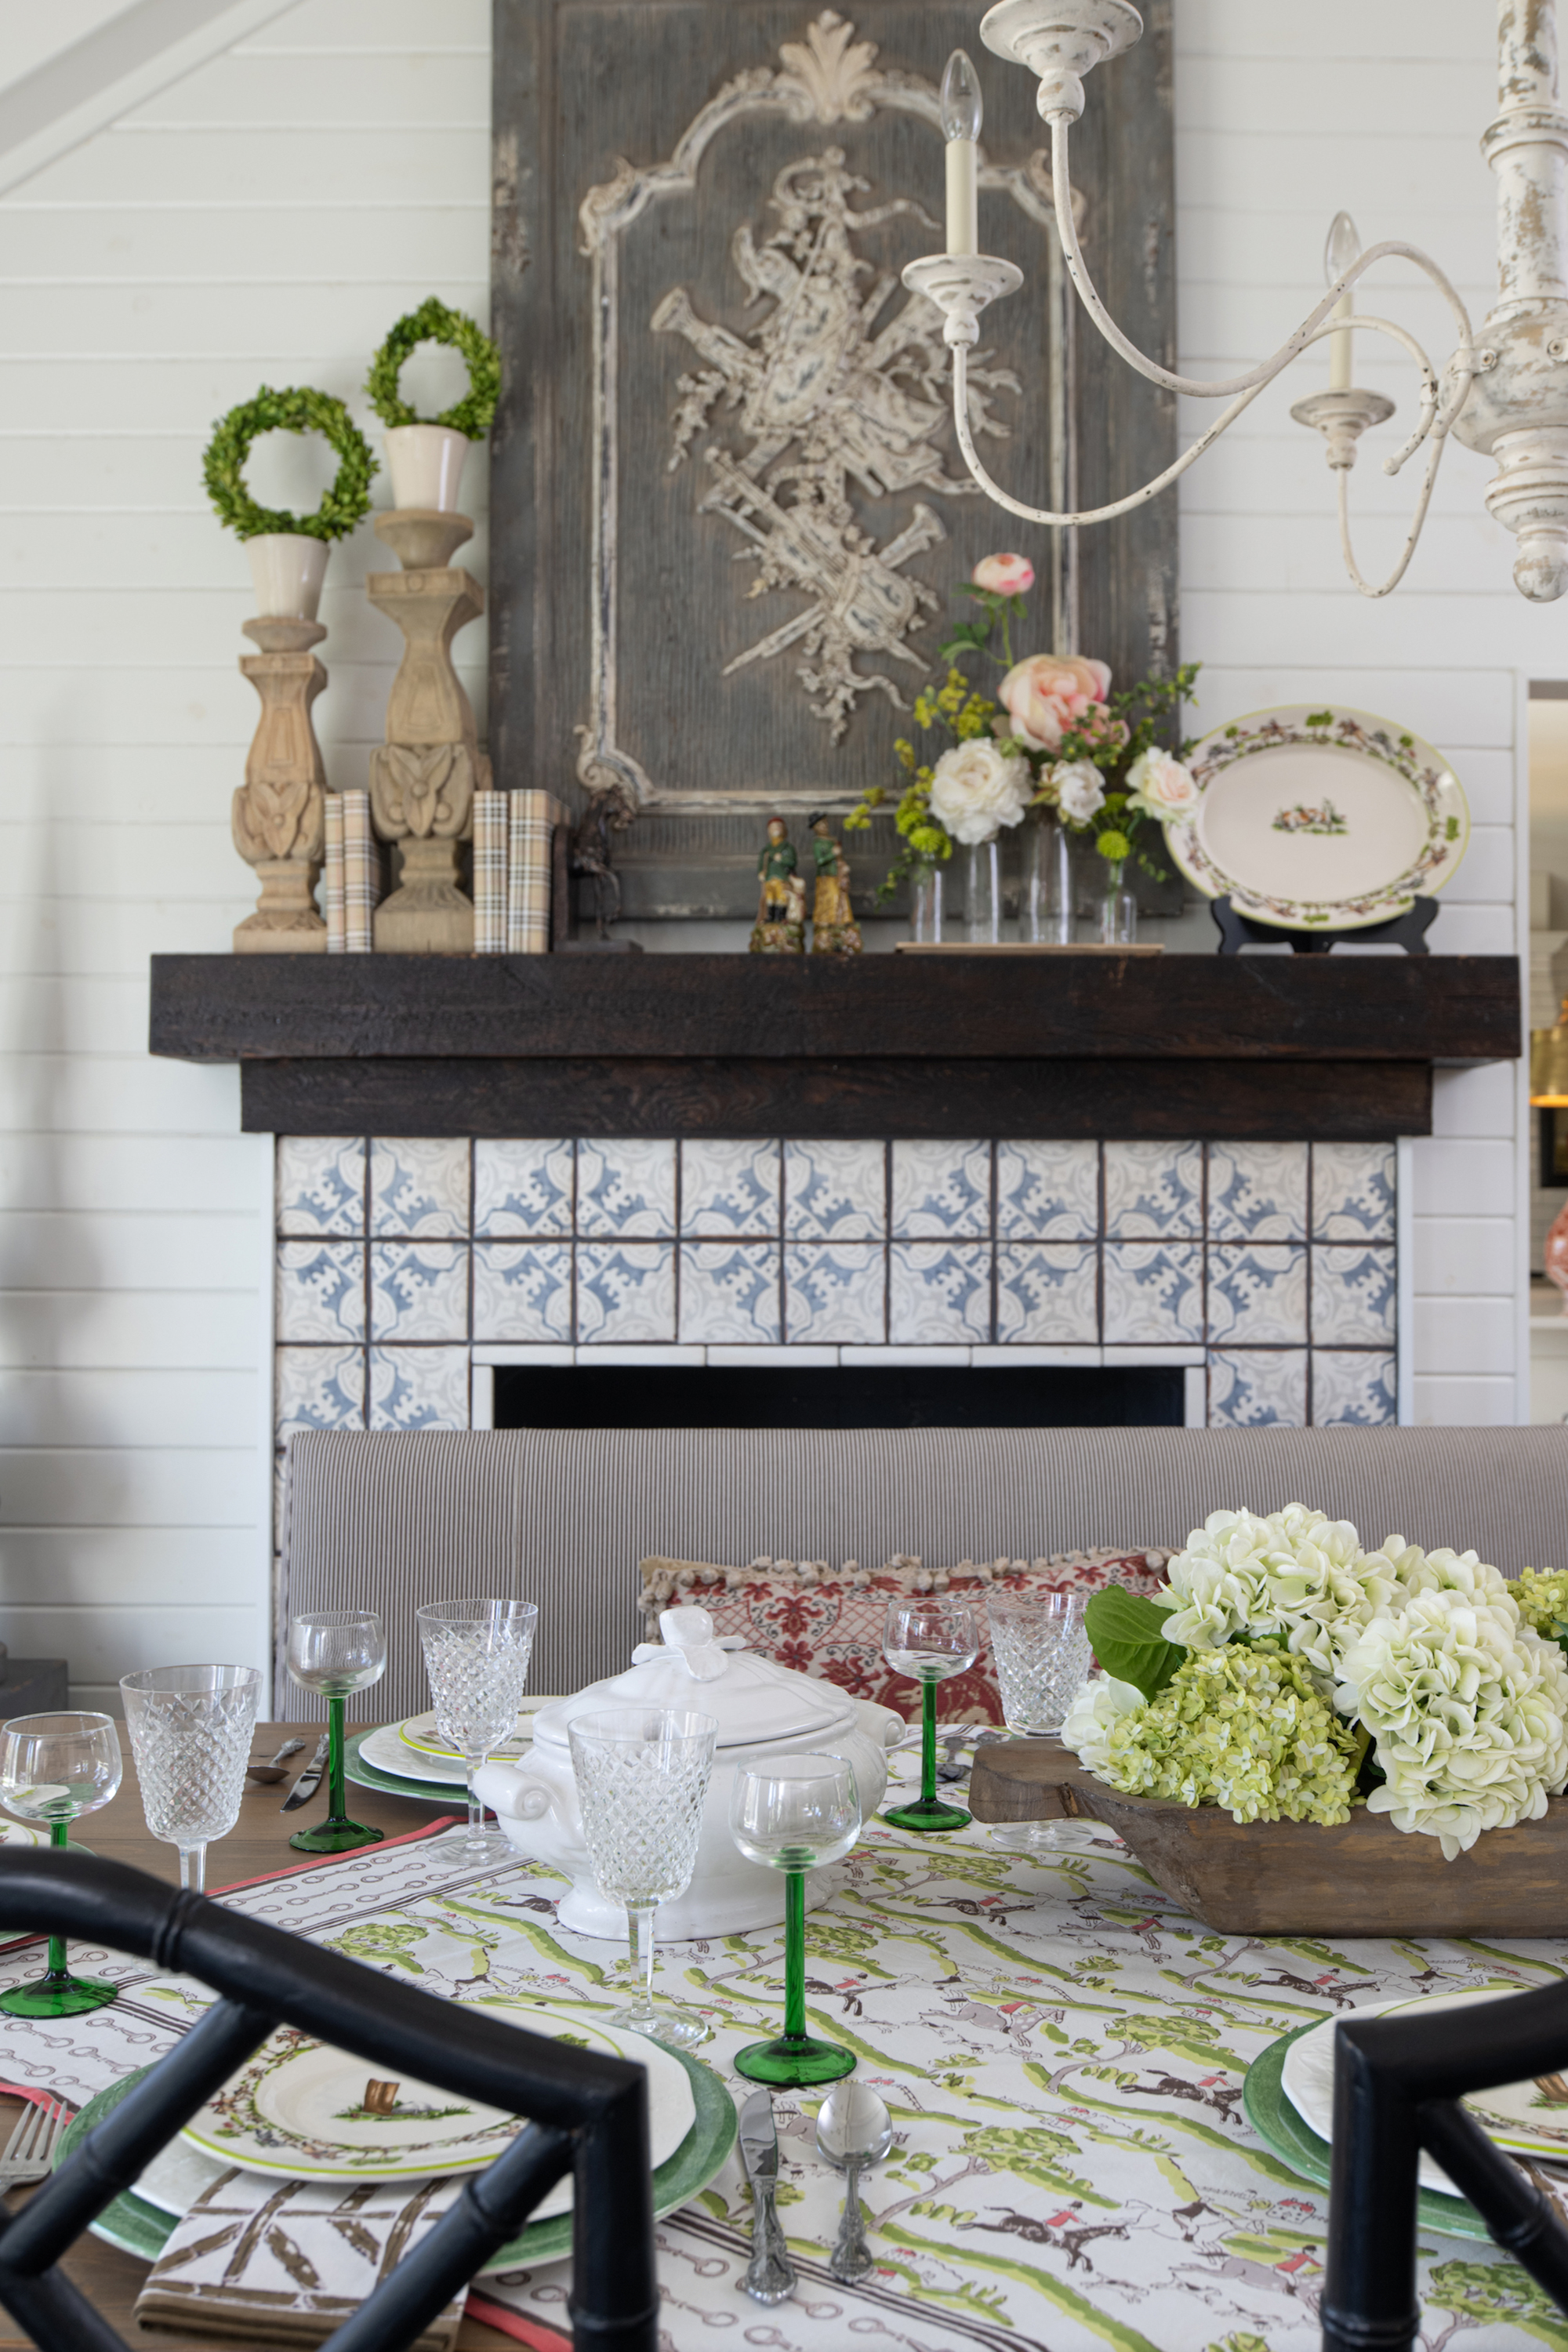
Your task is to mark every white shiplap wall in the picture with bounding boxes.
[0,0,1544,1705]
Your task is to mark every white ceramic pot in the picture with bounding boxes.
[475,1607,903,1941]
[245,532,329,621]
[383,424,470,514]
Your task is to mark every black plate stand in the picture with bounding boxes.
[1211,893,1437,956]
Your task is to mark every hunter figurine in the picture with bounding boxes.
[750,815,805,954]
[808,811,862,955]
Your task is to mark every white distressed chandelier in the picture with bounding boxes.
[902,0,1568,604]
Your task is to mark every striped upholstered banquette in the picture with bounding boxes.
[276,1425,1568,1720]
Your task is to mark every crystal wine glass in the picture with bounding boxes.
[881,1595,980,1833]
[568,1708,718,2049]
[729,1751,860,2087]
[0,1711,122,2016]
[985,1592,1092,1852]
[286,1612,387,1856]
[417,1599,538,1860]
[119,1664,262,1890]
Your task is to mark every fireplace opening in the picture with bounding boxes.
[493,1363,1185,1430]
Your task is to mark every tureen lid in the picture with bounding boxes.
[532,1606,853,1752]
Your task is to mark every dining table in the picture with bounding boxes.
[0,1722,1563,2352]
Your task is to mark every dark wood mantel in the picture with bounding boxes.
[148,953,1522,1142]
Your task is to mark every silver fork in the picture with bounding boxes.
[0,2097,68,2187]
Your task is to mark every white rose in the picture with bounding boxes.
[927,739,1032,846]
[1126,746,1199,821]
[1051,760,1105,826]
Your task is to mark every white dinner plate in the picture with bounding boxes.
[397,1700,554,1766]
[358,1725,470,1787]
[1167,702,1469,931]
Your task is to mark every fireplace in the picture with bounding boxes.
[492,1361,1188,1430]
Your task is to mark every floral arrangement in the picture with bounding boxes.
[1064,1506,1568,1858]
[847,551,1201,898]
[202,386,376,543]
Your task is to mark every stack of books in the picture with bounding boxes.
[323,791,377,953]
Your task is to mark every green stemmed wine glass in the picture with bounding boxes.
[730,1752,860,2089]
[881,1595,980,1833]
[286,1611,387,1855]
[0,1711,122,2017]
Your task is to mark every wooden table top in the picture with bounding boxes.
[0,1725,520,2349]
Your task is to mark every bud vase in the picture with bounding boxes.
[1021,811,1074,944]
[908,856,945,944]
[1098,858,1138,946]
[963,838,1003,945]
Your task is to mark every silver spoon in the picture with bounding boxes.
[246,1737,304,1785]
[815,2079,894,2284]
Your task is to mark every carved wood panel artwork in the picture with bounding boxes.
[489,0,1176,919]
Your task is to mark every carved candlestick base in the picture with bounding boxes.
[233,615,327,954]
[367,510,488,955]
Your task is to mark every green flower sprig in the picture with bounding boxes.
[202,385,376,543]
[844,667,998,902]
[365,299,502,441]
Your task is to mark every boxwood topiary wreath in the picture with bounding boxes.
[365,298,502,441]
[203,385,377,543]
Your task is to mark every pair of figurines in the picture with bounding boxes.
[750,814,862,956]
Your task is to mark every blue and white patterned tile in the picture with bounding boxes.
[996,1243,1099,1344]
[1312,1243,1398,1345]
[369,1241,470,1341]
[276,1344,365,1443]
[1312,1142,1396,1240]
[1103,1142,1204,1238]
[1102,1240,1203,1344]
[474,1140,574,1238]
[785,1243,885,1344]
[370,1138,471,1237]
[1209,1348,1308,1428]
[472,1243,572,1343]
[890,1141,992,1239]
[996,1142,1099,1240]
[1206,1142,1308,1242]
[277,1137,366,1237]
[275,1241,365,1343]
[1312,1348,1397,1425]
[888,1242,993,1344]
[783,1141,886,1240]
[369,1346,470,1430]
[576,1139,677,1237]
[678,1243,781,1343]
[1206,1243,1307,1345]
[575,1241,676,1342]
[681,1141,781,1236]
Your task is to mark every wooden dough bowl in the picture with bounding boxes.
[969,1739,1568,1936]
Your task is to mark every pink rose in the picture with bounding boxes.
[997,653,1113,753]
[972,552,1036,595]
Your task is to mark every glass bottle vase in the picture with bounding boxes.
[907,856,945,944]
[1020,811,1074,944]
[1098,858,1138,946]
[962,837,1003,946]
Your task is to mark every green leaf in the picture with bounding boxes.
[1083,1584,1182,1700]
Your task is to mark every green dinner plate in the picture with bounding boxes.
[1243,2021,1487,2241]
[343,1729,460,1807]
[62,2042,735,2270]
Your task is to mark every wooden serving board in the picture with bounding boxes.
[970,1740,1568,1936]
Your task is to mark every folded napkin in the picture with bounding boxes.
[132,2168,466,2347]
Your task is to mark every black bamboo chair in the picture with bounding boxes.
[0,1849,657,2352]
[1324,1980,1568,2352]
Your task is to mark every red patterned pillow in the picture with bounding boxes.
[637,1551,1169,1726]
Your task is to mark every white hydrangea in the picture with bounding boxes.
[1159,1504,1401,1681]
[1060,1673,1144,1773]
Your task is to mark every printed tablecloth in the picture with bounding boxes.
[3,1767,1567,2352]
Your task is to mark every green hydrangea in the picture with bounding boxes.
[1096,1644,1359,1826]
[1515,1566,1568,1647]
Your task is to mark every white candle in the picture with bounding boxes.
[941,49,982,259]
[1324,211,1359,393]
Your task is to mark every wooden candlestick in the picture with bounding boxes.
[366,509,489,955]
[232,616,328,954]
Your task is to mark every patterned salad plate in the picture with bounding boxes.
[1167,702,1469,931]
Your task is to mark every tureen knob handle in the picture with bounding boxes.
[659,1606,730,1682]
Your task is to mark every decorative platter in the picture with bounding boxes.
[1165,702,1469,931]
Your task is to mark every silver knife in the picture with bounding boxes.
[738,2089,795,2304]
[280,1733,329,1813]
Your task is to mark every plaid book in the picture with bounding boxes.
[471,789,507,954]
[323,793,346,954]
[341,789,376,954]
[506,790,567,953]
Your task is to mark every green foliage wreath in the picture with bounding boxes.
[202,385,376,543]
[364,298,502,440]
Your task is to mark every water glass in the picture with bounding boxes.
[120,1665,262,1890]
[0,1711,122,2016]
[286,1613,387,1856]
[729,1752,860,2087]
[881,1596,980,1834]
[985,1592,1092,1853]
[568,1708,718,2049]
[418,1599,538,1859]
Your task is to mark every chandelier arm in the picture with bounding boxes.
[1334,426,1451,599]
[1048,115,1476,402]
[1297,314,1444,473]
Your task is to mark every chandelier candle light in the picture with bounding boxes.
[908,0,1568,604]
